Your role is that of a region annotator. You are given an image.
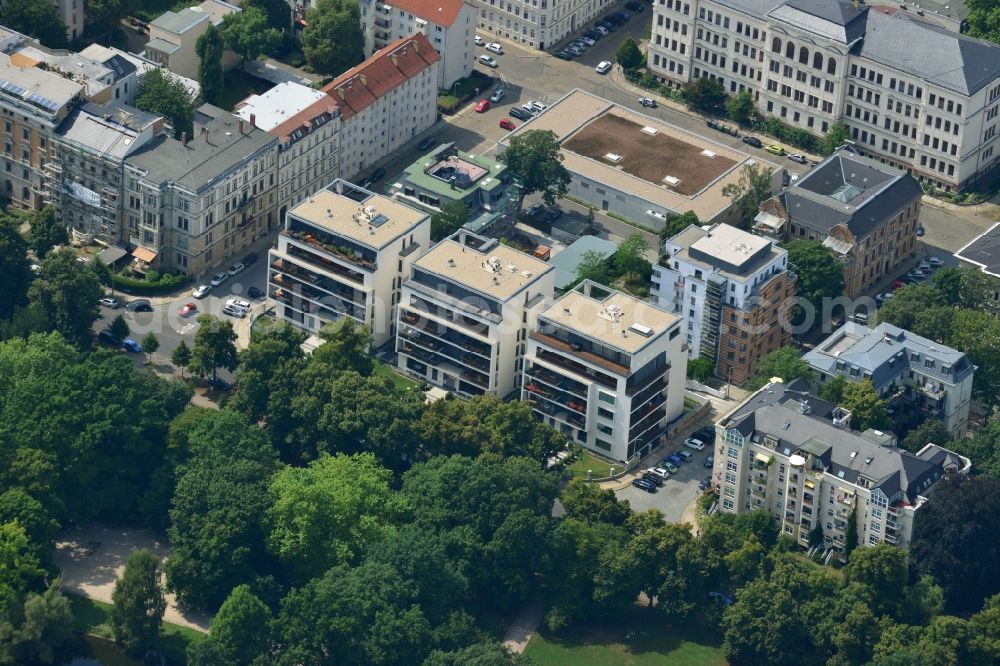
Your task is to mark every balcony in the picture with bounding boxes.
[526,397,586,430]
[530,331,630,377]
[535,348,617,390]
[399,329,491,380]
[627,374,667,400]
[628,405,665,441]
[524,364,588,400]
[399,309,491,358]
[405,296,491,338]
[283,228,377,271]
[884,531,899,544]
[631,391,665,418]
[283,242,366,285]
[751,485,766,498]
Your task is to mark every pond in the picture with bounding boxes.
[63,636,141,666]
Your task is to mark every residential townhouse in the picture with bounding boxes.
[123,104,279,276]
[144,2,242,80]
[523,281,687,463]
[396,230,554,398]
[714,379,970,553]
[653,222,795,386]
[79,44,202,104]
[359,0,475,88]
[322,33,440,183]
[472,0,621,49]
[235,81,342,215]
[758,147,921,298]
[803,321,976,438]
[268,179,431,346]
[648,0,1000,190]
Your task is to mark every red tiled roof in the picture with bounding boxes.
[322,33,440,120]
[385,0,467,27]
[267,97,340,145]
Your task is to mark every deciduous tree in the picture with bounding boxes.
[722,162,773,224]
[787,239,844,321]
[86,0,136,34]
[0,217,31,320]
[110,549,165,653]
[818,374,847,404]
[725,90,756,126]
[615,36,643,70]
[746,346,814,390]
[561,480,630,526]
[171,340,192,377]
[947,309,1000,406]
[657,210,700,240]
[27,249,102,349]
[901,419,948,453]
[108,314,130,344]
[196,24,225,105]
[499,129,571,212]
[189,314,238,382]
[0,0,66,48]
[873,284,945,331]
[840,379,891,432]
[683,77,726,113]
[135,68,195,140]
[27,207,67,259]
[0,584,74,664]
[141,332,159,363]
[614,233,650,283]
[312,318,372,374]
[574,249,612,286]
[431,201,470,241]
[220,6,281,68]
[302,0,364,76]
[820,123,850,155]
[207,584,271,664]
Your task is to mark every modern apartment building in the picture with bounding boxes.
[123,104,279,276]
[358,0,474,88]
[52,103,162,246]
[647,0,1000,190]
[472,0,620,49]
[523,281,686,463]
[714,379,970,553]
[323,33,440,182]
[235,81,342,215]
[269,179,431,346]
[653,223,795,385]
[803,321,976,438]
[759,148,921,298]
[396,230,554,398]
[0,51,82,211]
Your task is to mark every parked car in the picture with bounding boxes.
[638,97,657,108]
[192,284,211,299]
[528,100,547,113]
[632,478,657,493]
[567,45,585,56]
[615,11,631,22]
[228,262,245,276]
[369,166,386,182]
[98,328,121,347]
[227,298,251,310]
[553,50,573,60]
[475,99,490,113]
[892,280,905,289]
[928,256,944,267]
[486,42,503,54]
[742,135,763,148]
[585,29,603,40]
[666,454,684,467]
[579,35,596,46]
[916,225,925,237]
[499,118,516,131]
[910,269,926,279]
[597,19,616,31]
[417,136,437,151]
[704,455,714,469]
[247,286,263,299]
[647,467,670,480]
[122,338,142,353]
[179,302,198,317]
[222,304,247,318]
[478,54,498,68]
[698,477,712,491]
[765,144,786,155]
[595,60,612,74]
[99,297,121,309]
[209,377,232,392]
[685,437,706,451]
[676,450,693,463]
[490,88,506,103]
[694,426,716,442]
[919,260,932,271]
[475,35,485,46]
[125,298,152,312]
[210,272,229,287]
[662,461,678,474]
[593,24,610,35]
[789,153,808,164]
[605,13,625,25]
[626,1,645,10]
[642,472,664,487]
[242,252,258,266]
[509,106,532,121]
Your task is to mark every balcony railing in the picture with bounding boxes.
[399,309,492,358]
[524,365,588,400]
[535,348,616,389]
[526,397,586,429]
[283,228,377,271]
[283,242,366,285]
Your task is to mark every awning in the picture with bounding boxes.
[822,236,855,255]
[98,246,128,265]
[753,210,785,232]
[132,247,158,263]
[804,479,815,489]
[754,453,771,464]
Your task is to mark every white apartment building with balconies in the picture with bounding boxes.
[268,179,431,346]
[473,0,621,50]
[396,230,554,398]
[648,0,1000,190]
[714,379,970,554]
[523,281,686,463]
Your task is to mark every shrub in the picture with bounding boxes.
[109,271,187,295]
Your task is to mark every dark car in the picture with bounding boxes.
[584,29,603,40]
[509,106,532,121]
[98,329,121,348]
[209,377,232,392]
[615,11,631,21]
[695,426,716,442]
[606,13,626,25]
[642,472,664,487]
[243,252,258,266]
[699,477,712,491]
[247,286,263,299]
[417,136,436,151]
[626,1,644,11]
[126,298,152,312]
[742,135,763,148]
[632,478,656,493]
[597,19,616,31]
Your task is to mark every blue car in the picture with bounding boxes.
[666,454,684,467]
[122,338,142,353]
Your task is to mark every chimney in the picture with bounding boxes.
[389,54,398,66]
[239,118,244,134]
[181,131,188,146]
[360,74,368,87]
[249,113,256,128]
[412,38,419,52]
[202,126,208,143]
[335,87,346,100]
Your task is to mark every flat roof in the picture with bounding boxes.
[666,223,785,281]
[0,52,81,114]
[689,223,771,268]
[541,284,679,353]
[501,89,779,221]
[548,235,618,289]
[415,237,553,301]
[401,143,507,197]
[289,182,429,250]
[234,81,328,131]
[151,7,209,34]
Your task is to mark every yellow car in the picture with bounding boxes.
[765,144,786,156]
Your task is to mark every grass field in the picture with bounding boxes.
[373,359,422,393]
[566,449,617,479]
[68,594,206,665]
[524,611,726,666]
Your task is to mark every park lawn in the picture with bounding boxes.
[373,359,422,393]
[566,449,617,479]
[68,594,206,665]
[524,611,726,666]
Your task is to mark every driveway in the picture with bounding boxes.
[54,524,211,633]
[615,444,714,522]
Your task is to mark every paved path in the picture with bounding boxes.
[54,524,211,633]
[503,590,544,654]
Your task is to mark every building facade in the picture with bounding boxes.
[803,321,976,438]
[523,281,686,463]
[54,0,84,41]
[268,179,431,346]
[472,0,621,49]
[654,223,795,385]
[359,0,474,88]
[235,81,342,216]
[396,230,554,398]
[323,33,440,183]
[762,148,921,298]
[714,379,970,553]
[123,104,279,276]
[647,0,1000,190]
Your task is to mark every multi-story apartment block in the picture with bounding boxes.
[648,0,1000,190]
[123,104,279,276]
[954,222,1000,316]
[235,81,342,215]
[323,33,440,182]
[803,321,976,438]
[359,0,474,88]
[759,148,921,297]
[396,230,554,398]
[523,281,686,463]
[0,51,82,211]
[269,179,431,346]
[714,379,970,553]
[52,102,162,246]
[472,0,620,49]
[653,222,795,385]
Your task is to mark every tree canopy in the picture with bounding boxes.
[786,239,844,324]
[0,0,66,49]
[431,201,470,242]
[86,0,136,34]
[725,91,756,126]
[499,129,571,212]
[746,345,814,390]
[27,207,67,259]
[683,77,726,114]
[196,25,225,105]
[28,249,102,350]
[302,0,365,76]
[722,163,774,224]
[615,37,643,69]
[135,69,195,140]
[657,210,700,241]
[220,6,281,67]
[820,123,850,155]
[839,379,891,433]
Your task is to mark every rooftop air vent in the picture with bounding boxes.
[629,323,653,337]
[700,149,717,158]
[604,153,623,162]
[663,175,681,186]
[641,126,658,136]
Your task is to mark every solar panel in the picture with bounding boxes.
[370,213,389,228]
[0,79,26,96]
[26,93,59,112]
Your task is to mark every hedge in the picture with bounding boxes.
[109,271,188,295]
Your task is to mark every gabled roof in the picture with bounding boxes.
[322,33,439,121]
[383,0,468,27]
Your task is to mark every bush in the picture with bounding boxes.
[109,271,187,295]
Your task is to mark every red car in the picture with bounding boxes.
[499,118,516,130]
[892,280,905,290]
[179,302,198,317]
[475,99,490,113]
